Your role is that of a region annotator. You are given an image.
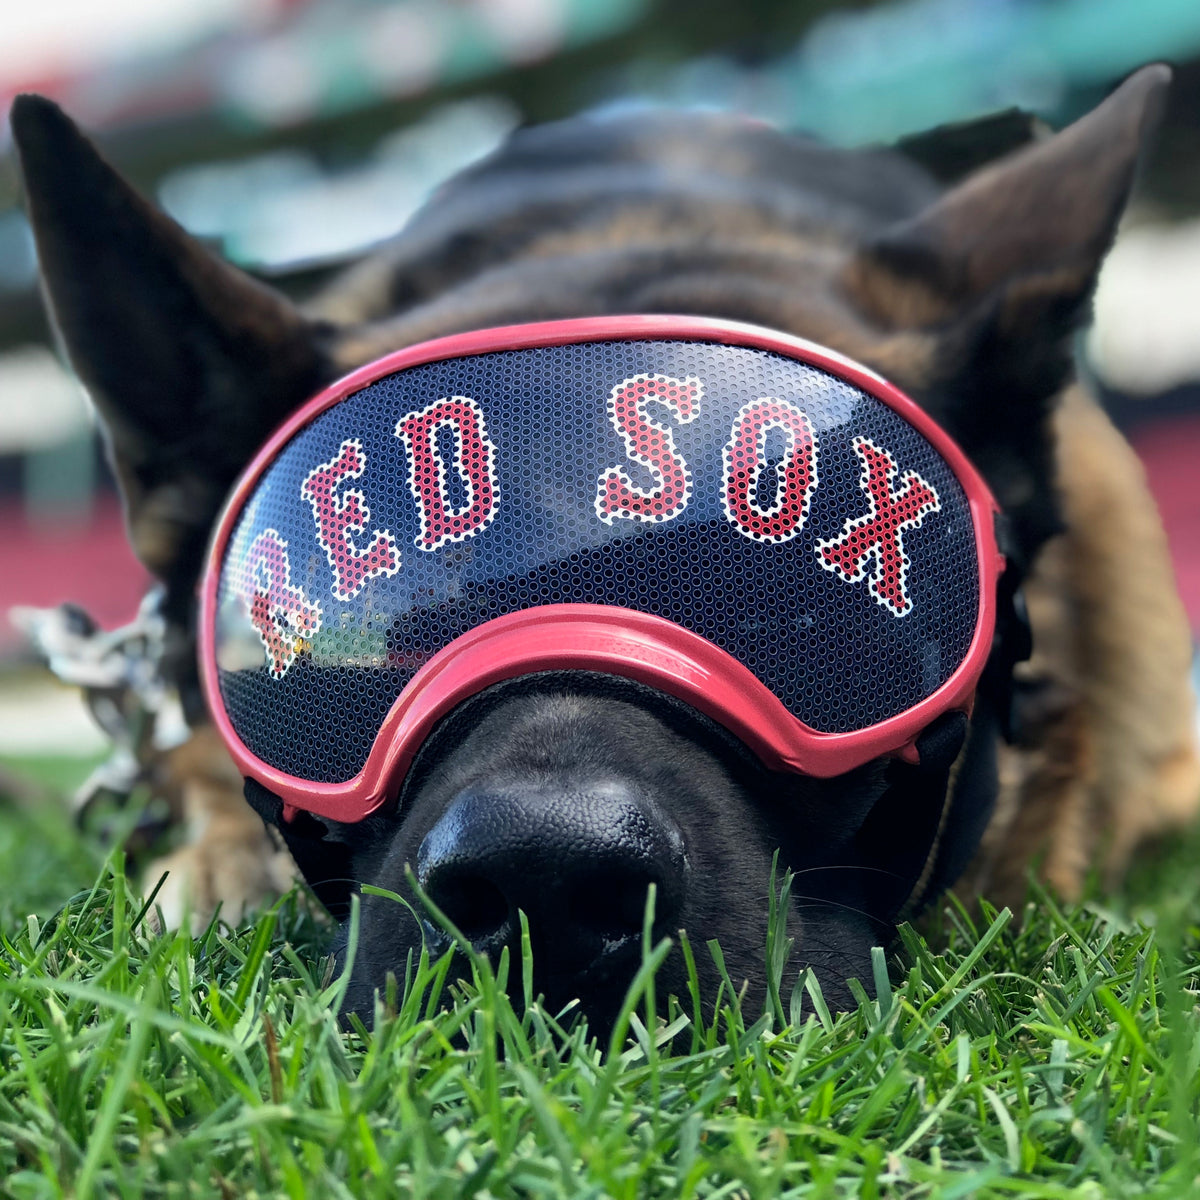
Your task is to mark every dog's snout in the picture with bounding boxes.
[415,781,688,968]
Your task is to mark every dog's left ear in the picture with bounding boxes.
[11,94,334,605]
[846,65,1168,548]
[849,65,1168,334]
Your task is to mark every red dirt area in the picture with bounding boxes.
[1127,412,1200,634]
[0,495,151,657]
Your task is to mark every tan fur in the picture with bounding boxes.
[957,386,1200,907]
[143,726,298,933]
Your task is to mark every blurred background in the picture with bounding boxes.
[0,0,1197,786]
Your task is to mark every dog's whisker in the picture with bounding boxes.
[783,864,910,881]
[787,895,899,929]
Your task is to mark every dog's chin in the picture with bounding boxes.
[334,917,663,1042]
[332,884,880,1044]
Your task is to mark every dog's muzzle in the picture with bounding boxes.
[198,316,1003,825]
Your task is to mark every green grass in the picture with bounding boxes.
[0,755,105,931]
[3,775,1200,1197]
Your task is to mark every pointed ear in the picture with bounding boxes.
[11,94,334,601]
[844,66,1168,563]
[847,64,1169,332]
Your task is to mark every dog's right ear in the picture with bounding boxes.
[11,95,334,602]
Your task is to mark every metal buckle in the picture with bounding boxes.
[11,586,189,825]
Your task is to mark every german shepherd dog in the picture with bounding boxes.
[11,65,1200,1034]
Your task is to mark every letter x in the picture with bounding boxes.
[815,437,941,617]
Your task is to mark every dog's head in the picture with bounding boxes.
[12,66,1166,1034]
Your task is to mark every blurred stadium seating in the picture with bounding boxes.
[0,0,1197,679]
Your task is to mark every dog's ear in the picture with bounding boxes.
[846,65,1168,552]
[11,94,334,599]
[848,64,1168,333]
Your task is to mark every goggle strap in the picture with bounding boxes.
[903,705,999,915]
[243,777,362,918]
[863,710,970,922]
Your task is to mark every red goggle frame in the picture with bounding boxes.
[198,316,1004,824]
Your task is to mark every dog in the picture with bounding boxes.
[11,64,1199,1035]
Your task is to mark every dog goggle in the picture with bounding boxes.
[199,316,1003,824]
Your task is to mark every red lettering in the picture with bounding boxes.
[595,374,701,523]
[395,396,499,551]
[240,529,323,678]
[815,437,941,617]
[302,439,399,600]
[722,398,818,543]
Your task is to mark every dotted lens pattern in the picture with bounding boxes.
[214,341,980,783]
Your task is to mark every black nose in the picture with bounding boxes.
[415,781,688,978]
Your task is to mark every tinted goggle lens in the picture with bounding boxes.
[201,320,1000,821]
